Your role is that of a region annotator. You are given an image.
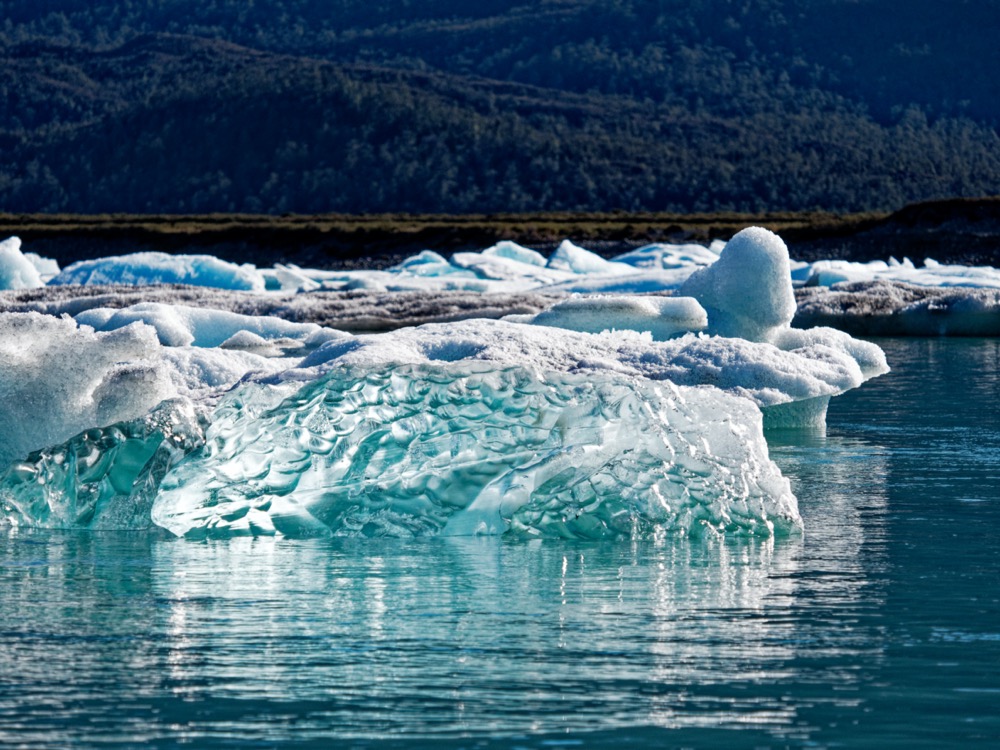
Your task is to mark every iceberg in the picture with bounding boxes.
[151,365,799,540]
[50,251,267,291]
[0,226,907,539]
[795,280,1000,336]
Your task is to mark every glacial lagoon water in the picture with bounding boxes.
[1,337,998,748]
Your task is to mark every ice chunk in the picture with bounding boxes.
[0,237,44,290]
[546,240,635,275]
[794,280,1000,336]
[0,398,206,530]
[50,251,266,291]
[520,295,707,339]
[25,253,61,283]
[538,269,695,294]
[613,241,722,270]
[451,250,574,285]
[151,365,800,540]
[392,250,472,278]
[679,227,797,342]
[482,241,547,267]
[75,302,347,349]
[294,318,886,425]
[800,258,1000,289]
[0,313,174,467]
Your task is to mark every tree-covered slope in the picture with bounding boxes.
[2,1,999,213]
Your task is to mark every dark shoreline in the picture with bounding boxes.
[3,196,999,270]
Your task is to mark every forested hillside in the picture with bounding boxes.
[2,1,999,214]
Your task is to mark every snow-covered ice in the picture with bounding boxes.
[0,237,45,290]
[14,219,1000,538]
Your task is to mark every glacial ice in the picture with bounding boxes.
[0,398,205,531]
[50,251,267,291]
[679,227,797,342]
[294,318,886,427]
[75,301,348,349]
[795,280,1000,337]
[513,295,708,339]
[1,223,956,540]
[151,365,800,539]
[0,237,44,290]
[0,313,173,467]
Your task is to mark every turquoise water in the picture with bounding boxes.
[1,338,998,748]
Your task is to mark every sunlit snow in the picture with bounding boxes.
[4,221,994,539]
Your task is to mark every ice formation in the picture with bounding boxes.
[0,399,205,531]
[795,281,1000,336]
[0,237,44,290]
[0,225,937,540]
[151,365,799,539]
[679,227,797,342]
[75,302,347,349]
[799,257,1000,289]
[51,251,266,291]
[294,317,885,428]
[0,313,173,467]
[513,295,708,339]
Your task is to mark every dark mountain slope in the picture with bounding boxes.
[2,1,999,214]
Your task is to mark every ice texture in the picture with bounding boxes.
[0,399,206,530]
[50,251,266,291]
[151,365,800,540]
[794,280,1000,336]
[0,285,562,333]
[75,301,347,349]
[0,237,44,290]
[0,313,174,467]
[514,295,708,339]
[679,227,797,342]
[294,318,886,427]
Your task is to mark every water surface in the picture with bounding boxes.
[1,338,998,748]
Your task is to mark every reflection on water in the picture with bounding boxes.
[1,339,999,748]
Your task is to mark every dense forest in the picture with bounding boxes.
[2,0,999,214]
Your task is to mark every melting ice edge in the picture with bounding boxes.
[0,228,897,538]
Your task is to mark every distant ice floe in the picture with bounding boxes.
[795,280,1000,336]
[0,226,921,540]
[50,251,266,291]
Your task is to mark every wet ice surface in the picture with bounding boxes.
[0,226,948,540]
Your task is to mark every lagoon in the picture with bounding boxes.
[1,338,998,748]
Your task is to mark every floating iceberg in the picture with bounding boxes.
[51,251,266,291]
[0,227,908,540]
[152,365,799,539]
[795,280,1000,336]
